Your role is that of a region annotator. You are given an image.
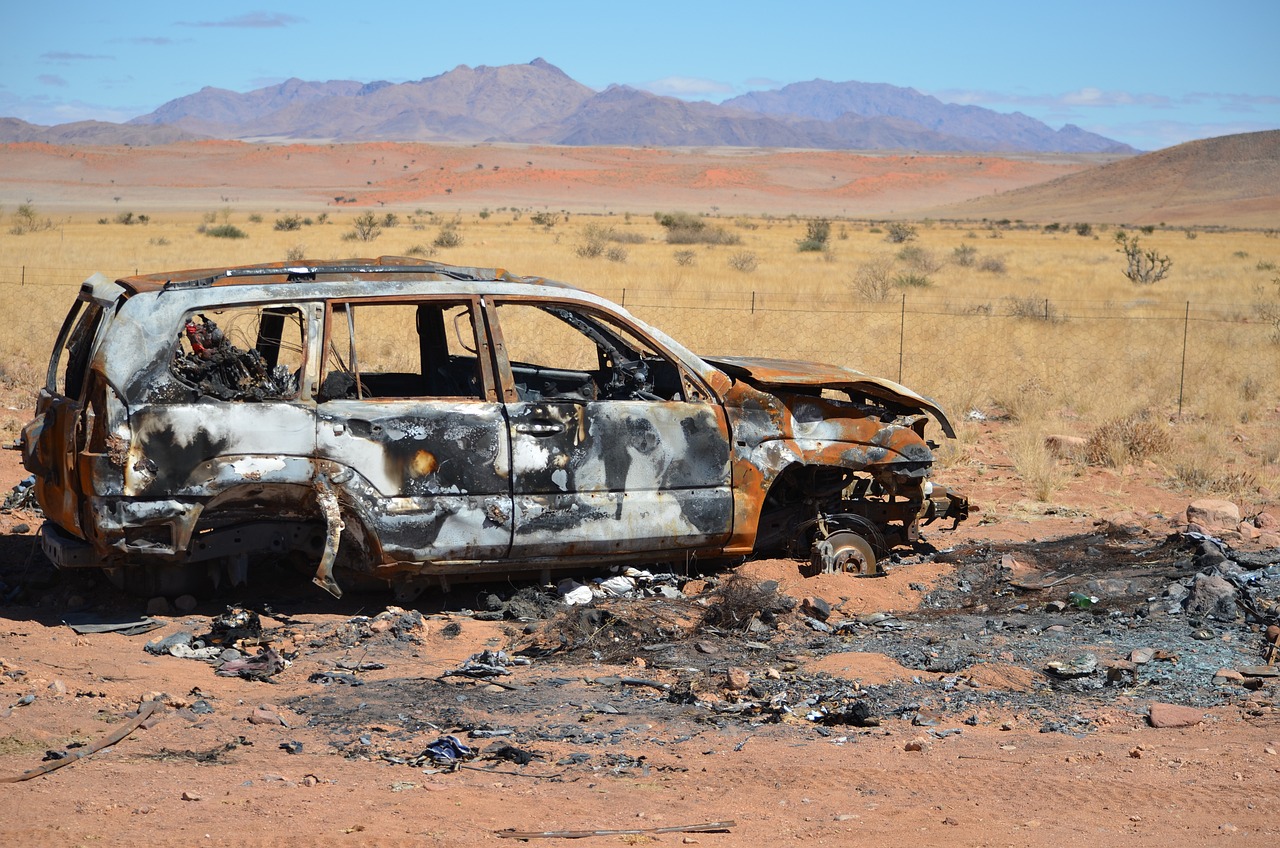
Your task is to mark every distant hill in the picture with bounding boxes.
[927,130,1280,226]
[0,117,203,145]
[1,59,1134,154]
[723,80,1133,154]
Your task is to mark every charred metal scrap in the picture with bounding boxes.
[21,257,969,598]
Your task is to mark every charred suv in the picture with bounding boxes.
[21,258,967,598]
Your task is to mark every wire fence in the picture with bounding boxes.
[1,265,1276,418]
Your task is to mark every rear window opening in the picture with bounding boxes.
[170,305,306,401]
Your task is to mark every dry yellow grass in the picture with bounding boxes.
[2,206,1277,498]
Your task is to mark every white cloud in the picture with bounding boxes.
[640,75,734,99]
[176,12,305,28]
[40,52,113,63]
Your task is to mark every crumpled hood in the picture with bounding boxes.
[705,355,955,438]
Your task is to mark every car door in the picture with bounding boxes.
[485,298,733,559]
[314,298,512,564]
[22,294,106,534]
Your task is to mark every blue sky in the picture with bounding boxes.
[6,1,1277,150]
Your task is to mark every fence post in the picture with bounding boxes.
[20,266,24,287]
[898,293,906,383]
[621,288,626,308]
[1177,301,1190,416]
[750,291,755,314]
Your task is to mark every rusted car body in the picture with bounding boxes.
[21,257,967,597]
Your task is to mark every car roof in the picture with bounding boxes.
[115,256,579,296]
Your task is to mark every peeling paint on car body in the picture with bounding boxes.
[21,257,967,596]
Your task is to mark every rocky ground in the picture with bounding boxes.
[0,438,1278,846]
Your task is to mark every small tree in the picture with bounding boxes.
[884,222,917,244]
[9,203,52,235]
[1115,231,1172,285]
[796,218,831,252]
[349,211,382,242]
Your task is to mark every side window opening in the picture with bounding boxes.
[170,304,305,401]
[494,302,686,403]
[53,301,104,399]
[320,301,484,401]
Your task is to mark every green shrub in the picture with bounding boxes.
[204,224,248,239]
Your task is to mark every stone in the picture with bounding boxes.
[903,738,928,752]
[1214,668,1245,682]
[1237,523,1261,542]
[1130,647,1156,664]
[1098,512,1145,537]
[800,596,832,622]
[681,579,709,596]
[1147,702,1205,728]
[249,707,285,726]
[47,680,67,696]
[1184,572,1238,622]
[725,667,750,691]
[181,791,201,802]
[173,594,198,613]
[145,597,171,616]
[1256,511,1278,530]
[1258,533,1280,548]
[1186,499,1241,531]
[1044,434,1086,459]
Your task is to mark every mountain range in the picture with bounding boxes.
[3,58,1134,154]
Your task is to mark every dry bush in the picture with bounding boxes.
[996,376,1053,423]
[727,251,758,273]
[700,575,794,630]
[897,245,942,273]
[673,249,696,266]
[1010,428,1070,502]
[978,255,1007,273]
[667,225,741,246]
[852,256,895,301]
[607,229,647,245]
[1005,295,1059,321]
[1170,459,1258,498]
[1085,412,1169,467]
[432,218,463,248]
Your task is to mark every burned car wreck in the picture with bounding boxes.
[21,257,967,598]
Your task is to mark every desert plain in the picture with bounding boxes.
[0,135,1277,846]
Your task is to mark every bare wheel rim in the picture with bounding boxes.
[823,530,878,576]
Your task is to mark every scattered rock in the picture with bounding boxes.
[181,791,201,802]
[249,706,286,726]
[800,596,831,622]
[1044,434,1085,459]
[1098,512,1145,537]
[1130,647,1156,664]
[1147,702,1205,728]
[1186,499,1241,532]
[173,594,199,613]
[146,597,171,616]
[1045,653,1098,678]
[724,667,750,691]
[47,680,66,696]
[1184,572,1238,622]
